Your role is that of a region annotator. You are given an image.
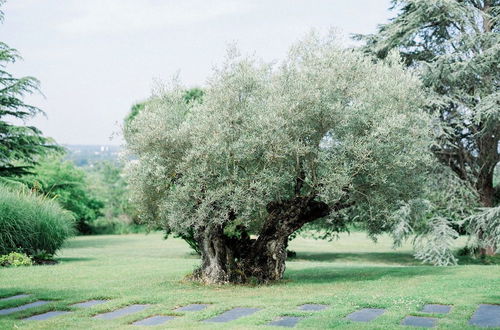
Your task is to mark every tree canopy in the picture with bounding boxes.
[125,34,434,284]
[19,154,104,234]
[0,3,57,176]
[356,0,499,255]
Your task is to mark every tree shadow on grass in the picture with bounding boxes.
[62,238,124,249]
[456,254,500,265]
[285,264,448,284]
[292,251,418,265]
[55,257,96,263]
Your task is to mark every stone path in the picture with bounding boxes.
[132,315,176,326]
[401,316,436,328]
[346,308,385,322]
[421,304,452,314]
[469,304,500,327]
[204,307,261,323]
[93,304,150,320]
[22,311,71,321]
[268,316,303,327]
[0,294,31,302]
[297,304,328,311]
[0,301,49,315]
[71,300,108,308]
[175,304,209,311]
[1,293,499,328]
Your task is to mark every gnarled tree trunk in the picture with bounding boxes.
[191,196,331,284]
[241,197,330,282]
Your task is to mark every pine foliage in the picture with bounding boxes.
[0,2,57,176]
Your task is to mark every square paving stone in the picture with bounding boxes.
[132,315,176,326]
[422,304,452,314]
[204,307,261,323]
[22,311,71,321]
[346,308,385,322]
[175,304,209,312]
[93,304,150,320]
[71,300,108,308]
[298,304,328,311]
[268,316,303,327]
[0,294,31,302]
[0,301,50,315]
[402,316,437,328]
[469,304,500,327]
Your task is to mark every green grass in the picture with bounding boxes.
[0,232,499,329]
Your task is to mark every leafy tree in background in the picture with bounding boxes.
[20,154,104,234]
[356,0,499,255]
[126,35,434,284]
[0,2,58,176]
[182,87,204,104]
[87,161,134,220]
[124,102,146,132]
[124,87,204,136]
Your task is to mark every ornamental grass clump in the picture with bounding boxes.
[0,184,75,259]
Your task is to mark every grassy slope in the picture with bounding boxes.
[0,233,499,329]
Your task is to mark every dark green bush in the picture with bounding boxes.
[0,185,75,257]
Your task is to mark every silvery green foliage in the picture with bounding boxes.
[357,0,499,209]
[390,199,432,248]
[125,33,433,245]
[390,199,461,265]
[465,206,500,252]
[414,217,459,266]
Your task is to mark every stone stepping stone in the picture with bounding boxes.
[175,304,209,312]
[93,304,150,320]
[469,304,500,327]
[0,294,31,302]
[401,316,437,328]
[22,311,71,321]
[0,301,50,315]
[204,307,261,323]
[346,308,385,322]
[132,315,176,326]
[71,300,108,308]
[298,304,328,311]
[421,304,452,314]
[268,316,303,327]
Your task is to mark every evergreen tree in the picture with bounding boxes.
[0,2,57,176]
[356,0,499,255]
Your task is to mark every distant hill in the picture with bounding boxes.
[64,145,123,167]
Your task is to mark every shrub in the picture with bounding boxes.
[90,217,146,235]
[0,185,75,258]
[0,252,33,267]
[19,154,104,234]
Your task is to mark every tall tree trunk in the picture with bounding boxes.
[477,176,497,256]
[476,128,498,256]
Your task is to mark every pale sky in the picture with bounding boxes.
[1,0,392,145]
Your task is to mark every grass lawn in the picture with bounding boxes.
[1,232,499,329]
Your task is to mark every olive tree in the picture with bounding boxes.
[125,34,433,284]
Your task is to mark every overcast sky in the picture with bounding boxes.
[1,0,392,145]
